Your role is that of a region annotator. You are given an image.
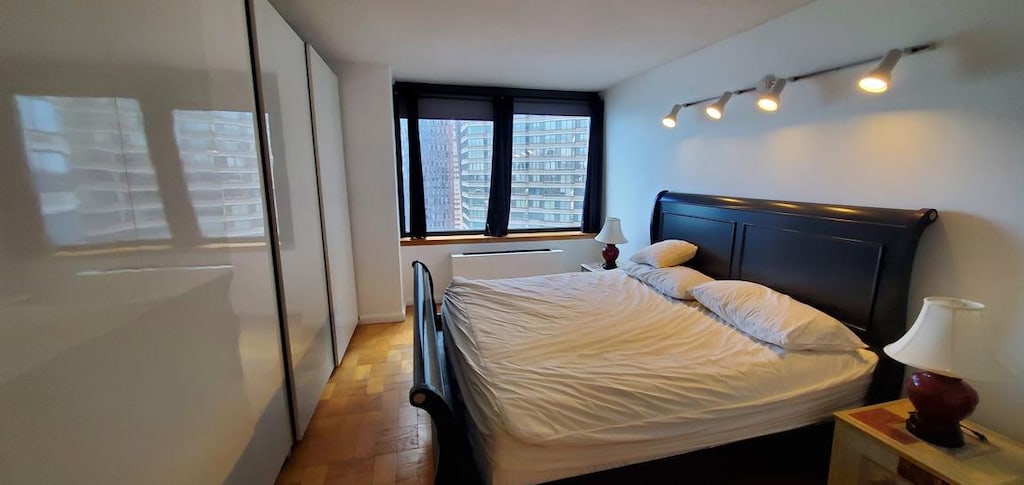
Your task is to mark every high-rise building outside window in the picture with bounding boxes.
[509,114,590,230]
[399,119,493,232]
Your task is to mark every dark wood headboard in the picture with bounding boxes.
[650,191,937,402]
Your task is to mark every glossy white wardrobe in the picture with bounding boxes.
[307,46,361,365]
[250,0,335,441]
[0,0,293,483]
[0,0,357,482]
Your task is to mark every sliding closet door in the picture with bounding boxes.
[0,0,292,483]
[307,46,360,364]
[251,0,335,439]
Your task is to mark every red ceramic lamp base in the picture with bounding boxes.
[905,371,979,448]
[601,244,620,269]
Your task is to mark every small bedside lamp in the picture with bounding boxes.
[594,217,628,269]
[884,297,1007,448]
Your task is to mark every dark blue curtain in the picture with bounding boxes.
[484,96,514,236]
[581,97,604,233]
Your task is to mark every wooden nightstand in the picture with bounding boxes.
[580,261,633,272]
[829,399,1024,485]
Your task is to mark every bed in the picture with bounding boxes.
[410,192,937,484]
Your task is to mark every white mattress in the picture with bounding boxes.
[442,270,878,485]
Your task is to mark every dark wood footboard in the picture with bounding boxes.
[408,261,479,484]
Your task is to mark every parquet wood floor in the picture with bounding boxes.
[274,310,832,485]
[276,314,433,485]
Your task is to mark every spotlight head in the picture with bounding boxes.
[756,76,786,113]
[704,91,732,120]
[662,104,682,128]
[859,49,902,94]
[858,76,889,93]
[756,97,779,112]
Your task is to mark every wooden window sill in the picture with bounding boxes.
[400,231,595,247]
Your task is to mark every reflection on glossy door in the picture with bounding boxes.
[14,96,172,244]
[0,0,292,483]
[252,0,336,440]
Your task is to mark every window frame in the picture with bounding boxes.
[393,82,603,239]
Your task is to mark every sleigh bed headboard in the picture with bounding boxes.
[650,191,937,402]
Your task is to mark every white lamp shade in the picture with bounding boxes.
[595,217,627,244]
[884,297,1007,380]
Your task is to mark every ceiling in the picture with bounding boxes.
[270,0,812,92]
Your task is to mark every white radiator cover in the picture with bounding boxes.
[451,249,565,280]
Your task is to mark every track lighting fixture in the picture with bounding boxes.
[859,49,903,94]
[704,92,732,120]
[662,104,682,128]
[756,76,787,112]
[659,42,935,128]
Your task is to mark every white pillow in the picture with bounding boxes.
[629,239,698,268]
[626,264,714,300]
[690,280,866,351]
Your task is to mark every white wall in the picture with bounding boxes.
[605,0,1024,439]
[336,62,407,324]
[401,238,603,305]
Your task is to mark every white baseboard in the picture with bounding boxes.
[358,310,406,324]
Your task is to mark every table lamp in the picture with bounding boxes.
[594,217,627,269]
[884,297,1006,447]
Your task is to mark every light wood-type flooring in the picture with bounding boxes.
[276,315,433,485]
[274,311,833,485]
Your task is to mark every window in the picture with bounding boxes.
[397,116,494,232]
[399,118,411,234]
[509,114,591,230]
[395,83,603,237]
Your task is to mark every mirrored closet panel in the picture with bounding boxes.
[0,0,293,483]
[307,45,361,365]
[251,0,336,440]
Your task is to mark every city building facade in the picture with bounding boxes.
[401,114,590,233]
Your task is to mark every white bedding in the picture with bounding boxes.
[442,270,878,485]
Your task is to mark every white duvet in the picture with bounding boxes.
[443,270,878,449]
